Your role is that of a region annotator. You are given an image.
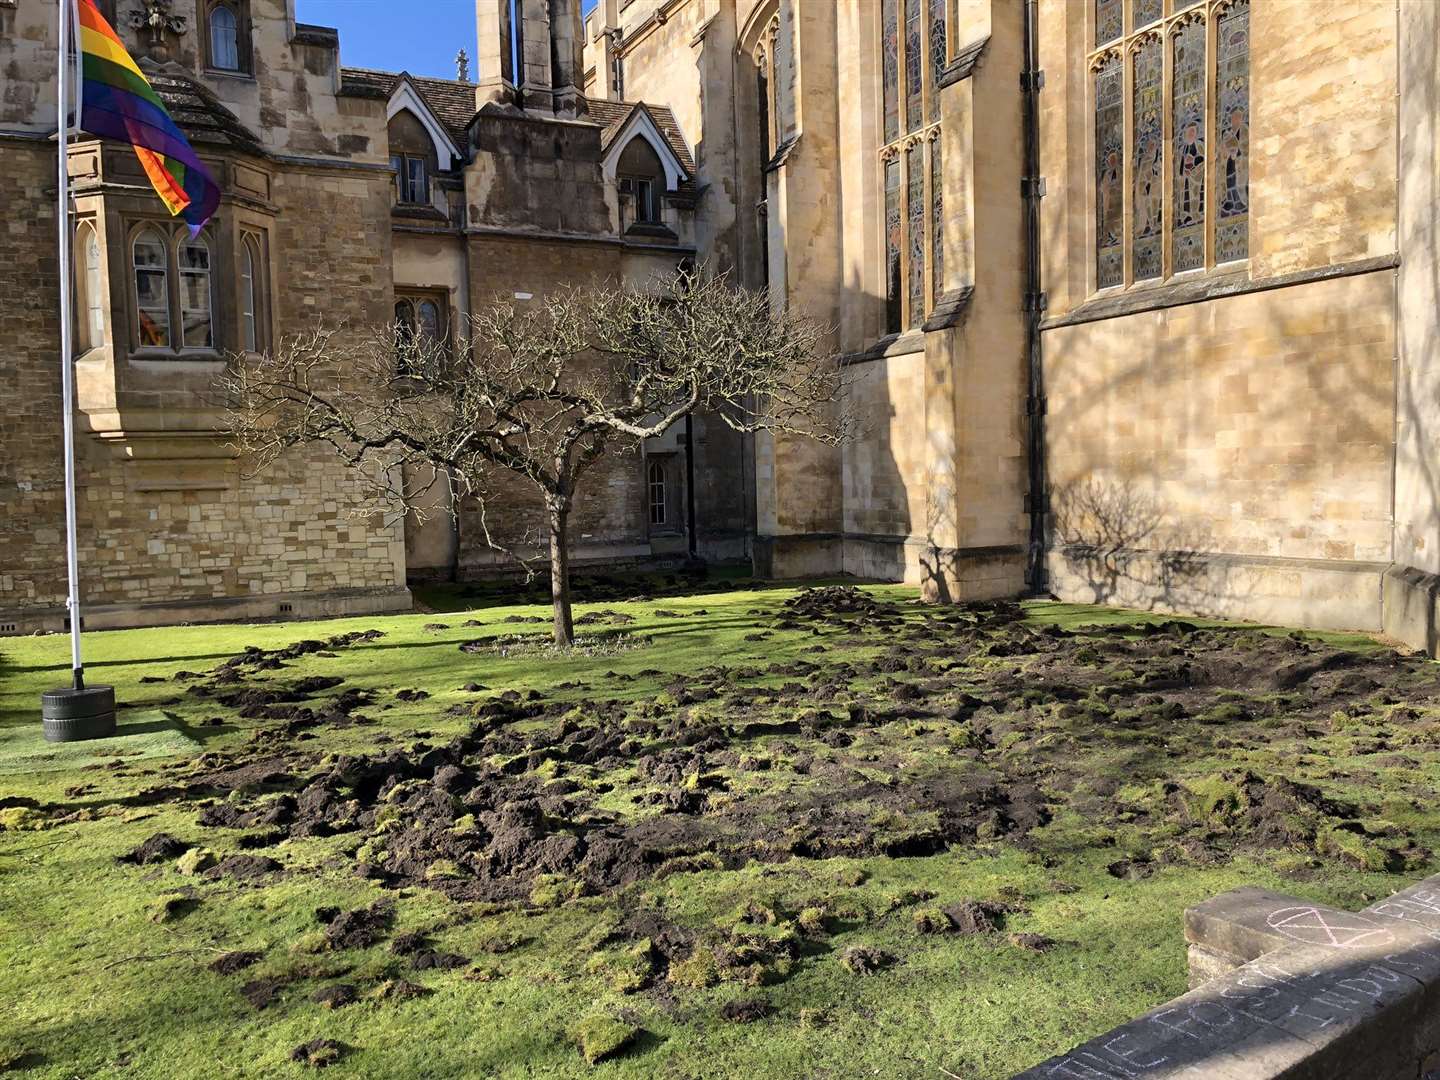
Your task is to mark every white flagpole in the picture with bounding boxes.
[56,0,85,689]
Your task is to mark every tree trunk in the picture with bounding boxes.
[548,502,575,646]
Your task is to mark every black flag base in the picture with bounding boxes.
[41,683,117,743]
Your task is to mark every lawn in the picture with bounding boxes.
[2,575,1438,1079]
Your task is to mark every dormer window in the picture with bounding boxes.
[387,109,439,208]
[204,1,251,74]
[616,136,665,230]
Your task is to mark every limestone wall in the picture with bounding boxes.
[1037,0,1402,633]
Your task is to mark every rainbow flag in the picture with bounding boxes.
[76,0,219,232]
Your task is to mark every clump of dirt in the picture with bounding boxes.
[118,833,188,865]
[209,951,262,975]
[839,946,894,975]
[289,1039,346,1068]
[311,984,358,1010]
[720,998,774,1023]
[322,900,394,950]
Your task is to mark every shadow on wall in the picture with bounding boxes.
[1044,273,1407,630]
[1050,473,1255,615]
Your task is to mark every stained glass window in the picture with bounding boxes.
[907,143,925,325]
[1134,0,1161,29]
[1096,0,1121,47]
[1171,19,1206,273]
[1131,37,1162,282]
[882,0,900,144]
[931,137,944,304]
[1215,0,1250,263]
[885,157,902,333]
[905,0,923,133]
[928,0,947,125]
[1095,57,1123,289]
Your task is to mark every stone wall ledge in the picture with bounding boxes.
[0,586,413,636]
[1383,564,1440,658]
[1012,873,1440,1079]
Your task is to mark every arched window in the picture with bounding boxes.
[209,4,240,71]
[240,235,258,352]
[417,300,441,347]
[178,235,213,349]
[75,222,105,353]
[879,0,947,332]
[133,228,169,348]
[393,293,448,376]
[648,460,668,527]
[617,136,665,228]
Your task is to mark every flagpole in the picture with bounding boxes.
[41,0,115,742]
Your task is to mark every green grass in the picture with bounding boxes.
[0,582,1434,1079]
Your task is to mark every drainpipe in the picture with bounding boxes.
[1021,0,1049,596]
[685,412,698,561]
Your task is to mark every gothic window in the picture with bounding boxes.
[756,53,771,167]
[394,292,449,377]
[930,134,944,305]
[204,1,250,74]
[1215,0,1250,263]
[1171,18,1206,272]
[1131,35,1162,281]
[75,221,105,353]
[1090,0,1250,290]
[1094,56,1123,289]
[1096,0,1122,46]
[906,143,925,325]
[179,235,214,349]
[884,155,903,333]
[240,234,259,353]
[882,0,900,144]
[648,460,667,527]
[133,228,170,349]
[879,0,946,333]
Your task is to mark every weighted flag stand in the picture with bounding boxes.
[41,0,115,743]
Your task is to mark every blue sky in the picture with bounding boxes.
[298,0,598,80]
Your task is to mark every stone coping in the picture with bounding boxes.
[1011,874,1440,1079]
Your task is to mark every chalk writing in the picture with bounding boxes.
[1265,906,1395,950]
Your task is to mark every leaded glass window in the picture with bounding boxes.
[179,236,213,349]
[904,0,923,134]
[1215,0,1250,263]
[1131,36,1162,281]
[885,156,902,333]
[1095,56,1123,289]
[1089,0,1250,291]
[1171,18,1206,272]
[878,0,946,333]
[133,229,170,348]
[930,134,944,305]
[882,0,900,144]
[907,143,925,325]
[1096,0,1122,46]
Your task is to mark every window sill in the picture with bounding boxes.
[624,222,678,241]
[129,349,227,365]
[204,67,256,82]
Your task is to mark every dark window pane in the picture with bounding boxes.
[928,0,946,125]
[930,137,944,304]
[1134,0,1161,28]
[1216,0,1250,262]
[1131,36,1162,281]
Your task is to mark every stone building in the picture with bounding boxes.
[588,0,1440,655]
[0,0,746,634]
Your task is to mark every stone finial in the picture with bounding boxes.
[127,0,187,46]
[456,48,470,83]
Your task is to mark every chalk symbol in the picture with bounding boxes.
[1266,906,1395,950]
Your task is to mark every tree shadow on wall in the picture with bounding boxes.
[1051,474,1255,616]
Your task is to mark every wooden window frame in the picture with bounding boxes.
[202,0,252,76]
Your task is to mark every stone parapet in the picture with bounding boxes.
[1012,874,1440,1079]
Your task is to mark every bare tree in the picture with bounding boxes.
[221,268,848,645]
